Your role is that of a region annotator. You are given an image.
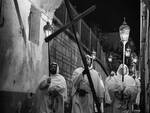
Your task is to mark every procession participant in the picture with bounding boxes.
[36,62,67,113]
[71,54,105,113]
[105,64,138,113]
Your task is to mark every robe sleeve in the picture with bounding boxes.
[135,78,141,105]
[38,75,49,90]
[48,74,67,101]
[90,70,105,99]
[105,78,112,104]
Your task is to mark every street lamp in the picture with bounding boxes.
[91,50,96,68]
[108,54,113,62]
[43,21,53,76]
[125,46,131,57]
[131,53,138,64]
[91,50,96,60]
[43,22,53,37]
[119,18,130,82]
[125,46,131,65]
[108,54,113,72]
[131,53,138,79]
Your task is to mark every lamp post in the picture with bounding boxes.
[131,53,138,64]
[108,54,113,63]
[119,18,130,82]
[108,54,113,72]
[91,50,96,60]
[125,46,131,57]
[125,46,131,66]
[43,22,53,37]
[43,21,53,76]
[131,53,138,78]
[91,50,96,68]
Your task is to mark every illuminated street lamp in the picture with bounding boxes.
[131,53,138,78]
[43,21,53,76]
[91,50,96,68]
[91,50,96,60]
[43,21,53,37]
[119,18,130,82]
[108,54,113,72]
[131,53,138,64]
[125,46,131,57]
[125,46,131,65]
[108,54,113,62]
[132,57,138,64]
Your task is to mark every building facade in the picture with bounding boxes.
[140,0,150,113]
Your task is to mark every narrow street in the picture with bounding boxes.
[0,0,150,113]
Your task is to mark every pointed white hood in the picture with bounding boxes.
[116,64,129,77]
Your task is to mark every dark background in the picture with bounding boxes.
[70,0,140,55]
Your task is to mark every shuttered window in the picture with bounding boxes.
[28,5,41,45]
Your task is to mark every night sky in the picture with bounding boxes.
[70,0,140,54]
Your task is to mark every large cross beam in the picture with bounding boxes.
[45,5,96,42]
[63,0,101,113]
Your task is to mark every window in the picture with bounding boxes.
[28,5,41,45]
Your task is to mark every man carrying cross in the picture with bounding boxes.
[71,54,105,113]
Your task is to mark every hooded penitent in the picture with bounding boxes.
[48,62,67,100]
[71,67,105,113]
[36,62,67,113]
[105,64,138,113]
[86,54,93,69]
[116,64,138,102]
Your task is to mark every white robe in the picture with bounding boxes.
[105,64,138,113]
[71,67,105,113]
[35,74,67,113]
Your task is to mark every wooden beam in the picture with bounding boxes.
[63,0,102,113]
[45,5,96,42]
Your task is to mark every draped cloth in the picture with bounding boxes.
[105,64,138,113]
[35,70,67,113]
[71,67,105,113]
[133,77,141,106]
